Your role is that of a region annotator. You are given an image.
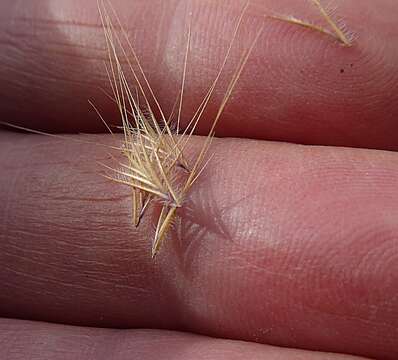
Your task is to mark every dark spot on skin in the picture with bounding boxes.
[350,63,354,67]
[340,68,345,73]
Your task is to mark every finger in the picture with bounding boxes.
[0,0,397,150]
[0,132,397,359]
[0,318,368,360]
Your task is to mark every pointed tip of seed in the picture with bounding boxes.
[151,235,162,259]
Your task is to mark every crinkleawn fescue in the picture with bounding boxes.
[97,0,264,257]
[96,0,352,258]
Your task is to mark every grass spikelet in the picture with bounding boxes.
[97,0,354,257]
[269,0,352,46]
[310,0,351,46]
[97,0,263,258]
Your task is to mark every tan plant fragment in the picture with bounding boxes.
[269,0,352,46]
[96,0,352,258]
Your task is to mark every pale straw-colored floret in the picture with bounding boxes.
[96,0,352,258]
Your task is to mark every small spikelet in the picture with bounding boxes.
[310,0,351,46]
[97,0,352,258]
[96,0,265,258]
[269,0,352,46]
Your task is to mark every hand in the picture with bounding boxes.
[0,1,397,359]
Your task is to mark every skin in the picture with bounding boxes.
[0,0,397,359]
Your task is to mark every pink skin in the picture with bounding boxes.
[0,319,365,360]
[0,0,397,148]
[1,134,398,359]
[0,0,397,359]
